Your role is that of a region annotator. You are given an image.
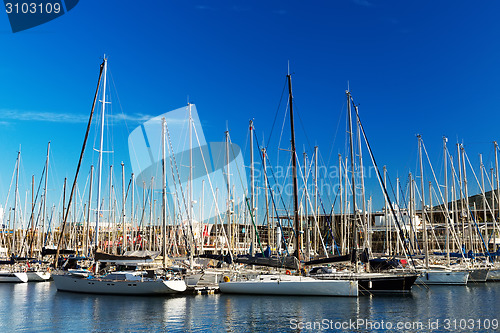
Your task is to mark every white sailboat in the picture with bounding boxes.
[415,267,469,285]
[52,57,186,295]
[219,73,358,297]
[413,136,469,286]
[26,269,51,282]
[220,274,358,296]
[0,270,28,283]
[53,271,186,295]
[487,265,500,281]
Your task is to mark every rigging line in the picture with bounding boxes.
[354,102,416,268]
[164,121,191,255]
[252,132,290,256]
[54,60,104,267]
[462,150,494,258]
[325,101,347,170]
[276,97,290,167]
[319,152,336,206]
[191,120,237,257]
[444,146,467,254]
[293,102,314,155]
[265,77,288,150]
[20,165,46,256]
[385,172,415,249]
[295,152,329,256]
[2,155,17,220]
[481,160,500,246]
[316,150,336,214]
[422,141,471,254]
[262,139,293,225]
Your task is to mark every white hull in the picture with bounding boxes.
[26,271,51,282]
[0,271,28,283]
[487,269,500,281]
[415,270,469,285]
[219,274,358,297]
[185,270,224,287]
[52,274,187,295]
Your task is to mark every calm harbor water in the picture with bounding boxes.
[0,282,498,332]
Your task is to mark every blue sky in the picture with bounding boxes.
[1,0,500,219]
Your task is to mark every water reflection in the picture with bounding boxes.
[0,282,498,332]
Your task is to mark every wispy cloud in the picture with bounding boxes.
[0,109,88,123]
[0,109,152,124]
[352,0,374,7]
[112,112,152,123]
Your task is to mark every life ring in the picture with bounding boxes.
[285,270,291,275]
[223,276,230,283]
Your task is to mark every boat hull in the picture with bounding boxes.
[52,274,186,295]
[487,269,500,281]
[0,271,28,283]
[26,271,51,282]
[185,270,224,287]
[219,275,358,297]
[468,268,489,282]
[415,270,469,285]
[314,273,418,294]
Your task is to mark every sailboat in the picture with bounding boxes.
[0,151,29,283]
[306,90,419,294]
[0,270,28,283]
[52,57,186,295]
[219,73,358,297]
[413,136,469,285]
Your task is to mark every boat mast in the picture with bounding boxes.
[346,90,358,272]
[121,162,126,253]
[355,105,368,266]
[54,58,104,268]
[41,142,50,252]
[339,154,344,254]
[314,146,318,255]
[225,130,232,250]
[418,135,429,269]
[188,103,194,267]
[461,146,472,252]
[249,119,255,256]
[161,117,167,268]
[287,74,301,262]
[495,141,499,253]
[263,147,270,250]
[384,166,388,254]
[480,154,488,252]
[12,150,20,257]
[85,166,93,257]
[94,57,108,258]
[304,152,309,260]
[443,136,450,266]
[130,173,134,252]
